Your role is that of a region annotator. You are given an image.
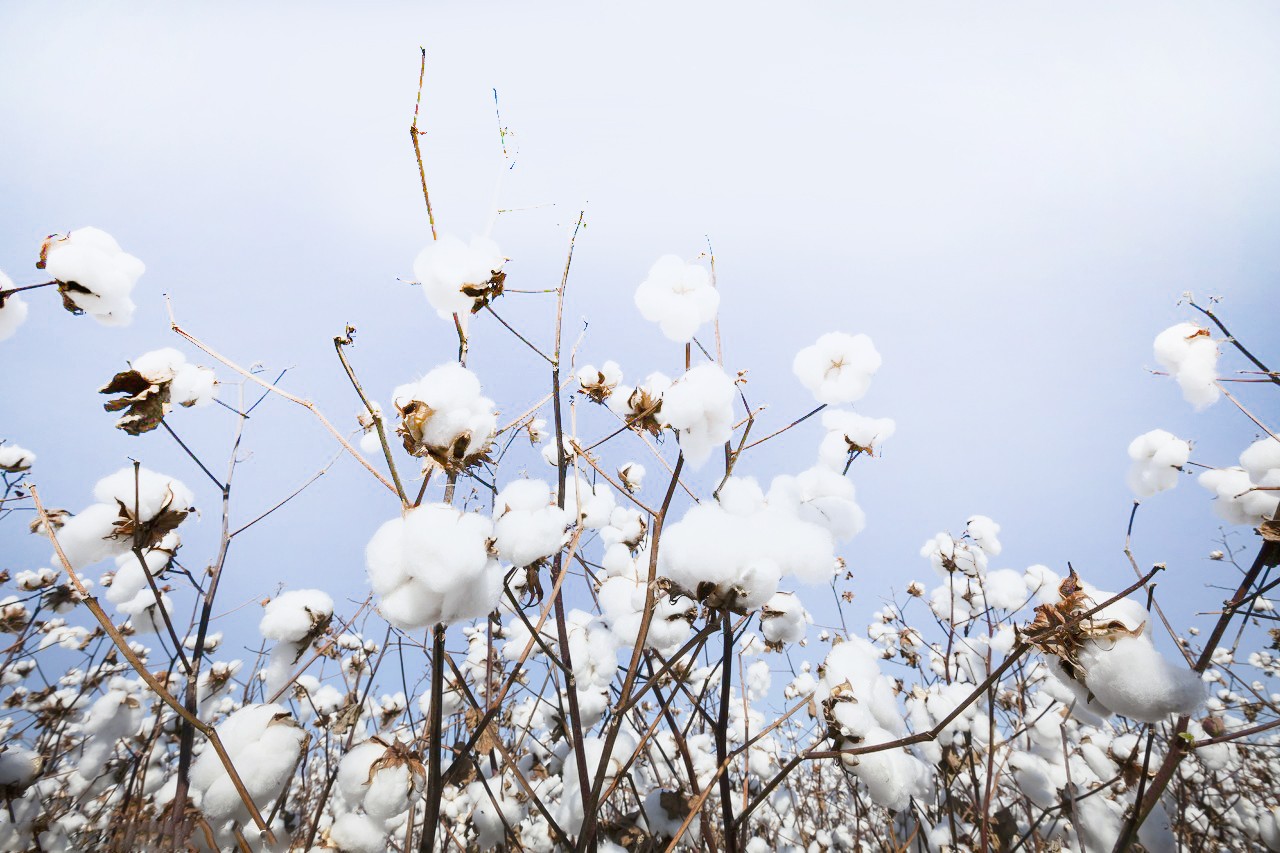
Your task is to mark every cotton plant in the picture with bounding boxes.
[99,347,217,435]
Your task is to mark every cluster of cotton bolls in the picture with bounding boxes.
[41,227,145,326]
[365,503,504,629]
[327,737,425,853]
[633,255,719,343]
[391,362,497,473]
[1154,321,1221,409]
[1199,436,1280,526]
[491,479,572,567]
[412,234,506,321]
[53,466,195,570]
[1126,428,1191,497]
[659,470,860,612]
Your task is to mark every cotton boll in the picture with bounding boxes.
[329,812,390,853]
[1199,467,1279,526]
[982,569,1029,612]
[577,361,623,402]
[260,589,334,644]
[617,461,645,492]
[392,363,497,474]
[55,503,126,570]
[817,409,895,468]
[633,255,719,343]
[189,703,305,824]
[0,442,35,473]
[562,476,616,529]
[608,372,671,435]
[1242,437,1280,485]
[660,363,736,468]
[412,234,506,321]
[93,467,195,524]
[0,290,29,342]
[792,332,882,404]
[965,515,1002,556]
[1078,634,1204,723]
[1153,322,1220,409]
[1127,429,1191,497]
[41,227,144,325]
[492,479,571,566]
[365,503,503,629]
[760,592,810,648]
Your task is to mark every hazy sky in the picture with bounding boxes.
[3,3,1279,656]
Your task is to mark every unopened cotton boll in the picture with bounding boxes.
[660,363,736,467]
[1153,322,1220,410]
[492,479,571,566]
[792,332,882,404]
[0,443,35,473]
[365,503,503,629]
[633,255,719,343]
[412,234,506,321]
[1127,429,1191,497]
[41,227,144,326]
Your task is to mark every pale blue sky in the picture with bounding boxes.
[3,2,1279,660]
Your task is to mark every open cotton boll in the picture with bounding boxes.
[815,637,908,741]
[1153,322,1220,410]
[41,227,144,326]
[921,531,987,578]
[412,234,506,321]
[93,467,195,523]
[365,503,503,629]
[760,592,810,648]
[660,364,736,468]
[792,332,882,404]
[562,476,616,529]
[1199,467,1279,526]
[633,255,719,343]
[607,372,671,436]
[492,479,571,566]
[577,361,623,403]
[259,589,334,644]
[1078,634,1204,723]
[329,813,390,853]
[189,703,305,824]
[392,363,497,474]
[54,469,193,570]
[965,515,1002,556]
[1242,436,1280,485]
[842,726,932,811]
[617,461,645,492]
[0,286,29,342]
[0,442,35,473]
[1127,429,1191,497]
[817,409,895,468]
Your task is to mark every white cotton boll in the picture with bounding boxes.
[618,461,645,492]
[259,589,334,644]
[1009,753,1062,810]
[633,255,719,343]
[717,476,766,516]
[746,660,771,701]
[768,466,864,542]
[1242,437,1280,485]
[329,812,389,853]
[843,727,932,811]
[129,347,186,383]
[577,361,623,401]
[392,363,497,469]
[760,592,809,647]
[0,747,41,792]
[493,480,571,566]
[1153,322,1220,410]
[1024,564,1061,604]
[412,234,505,321]
[0,291,29,342]
[169,362,217,407]
[965,515,1002,556]
[55,503,128,570]
[817,409,896,468]
[983,569,1029,612]
[1199,467,1279,526]
[1079,634,1204,723]
[1126,429,1191,498]
[607,372,672,429]
[792,332,882,404]
[359,430,383,454]
[42,227,144,325]
[365,503,503,629]
[660,363,736,468]
[93,467,195,523]
[817,638,907,739]
[0,443,35,473]
[189,703,304,823]
[365,761,422,820]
